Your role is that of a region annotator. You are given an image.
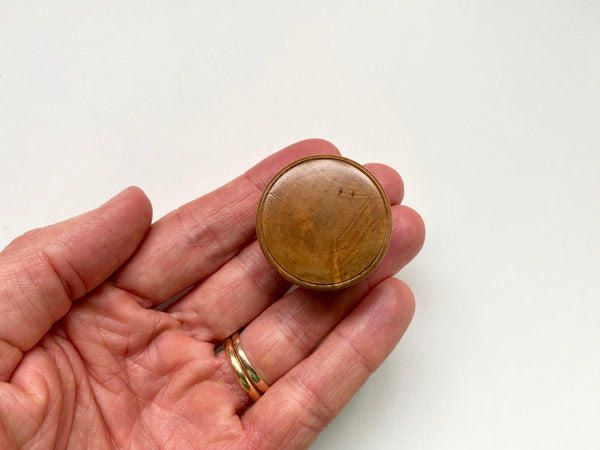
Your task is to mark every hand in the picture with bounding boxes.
[0,139,425,449]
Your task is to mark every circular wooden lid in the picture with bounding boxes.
[256,155,392,291]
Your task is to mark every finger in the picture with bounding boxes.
[112,139,341,306]
[168,239,290,342]
[0,187,152,381]
[242,278,415,449]
[212,205,422,413]
[167,163,408,341]
[363,163,404,205]
[231,206,423,384]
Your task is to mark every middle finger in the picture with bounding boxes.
[167,163,407,341]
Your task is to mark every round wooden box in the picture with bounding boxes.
[256,155,392,291]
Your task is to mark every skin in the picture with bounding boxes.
[0,139,425,449]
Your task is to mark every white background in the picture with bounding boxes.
[1,1,599,448]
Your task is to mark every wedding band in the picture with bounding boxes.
[232,332,270,394]
[225,336,261,402]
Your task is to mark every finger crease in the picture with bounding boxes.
[331,328,377,375]
[40,248,87,301]
[286,375,334,434]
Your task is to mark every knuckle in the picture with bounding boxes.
[173,205,229,260]
[40,246,85,301]
[271,305,321,358]
[287,375,334,433]
[332,327,377,375]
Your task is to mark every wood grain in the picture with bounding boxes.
[256,155,392,291]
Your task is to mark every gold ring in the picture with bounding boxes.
[232,332,270,394]
[225,336,261,402]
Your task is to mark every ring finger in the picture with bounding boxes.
[218,205,424,406]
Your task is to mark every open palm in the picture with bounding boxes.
[0,140,424,449]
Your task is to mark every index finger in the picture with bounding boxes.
[112,139,340,305]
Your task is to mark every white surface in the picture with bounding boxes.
[1,1,599,448]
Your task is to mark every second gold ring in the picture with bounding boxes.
[225,332,270,402]
[232,332,270,394]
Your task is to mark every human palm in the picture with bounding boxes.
[0,140,424,449]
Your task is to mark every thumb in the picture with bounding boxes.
[0,187,152,381]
